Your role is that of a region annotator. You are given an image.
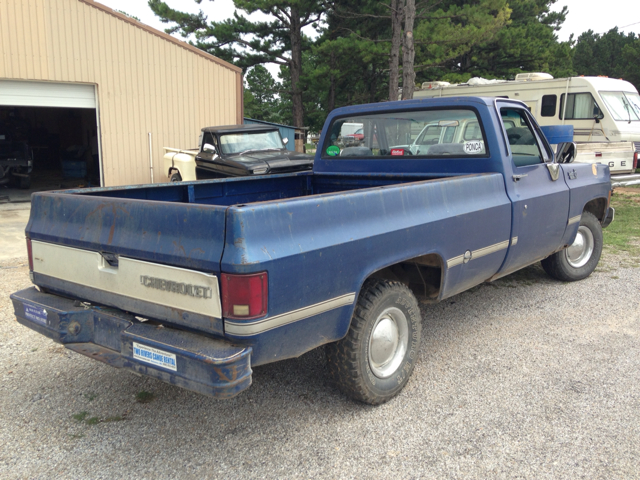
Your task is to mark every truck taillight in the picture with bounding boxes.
[633,151,638,170]
[26,237,33,271]
[221,272,268,320]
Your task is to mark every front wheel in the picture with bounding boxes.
[169,171,182,182]
[541,211,603,282]
[326,279,422,405]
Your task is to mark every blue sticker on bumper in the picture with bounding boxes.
[23,305,48,326]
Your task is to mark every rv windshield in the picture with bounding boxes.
[599,91,640,122]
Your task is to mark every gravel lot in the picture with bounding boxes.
[1,251,639,479]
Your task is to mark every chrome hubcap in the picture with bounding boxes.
[566,225,594,268]
[368,307,409,378]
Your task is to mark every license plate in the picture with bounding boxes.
[24,304,48,326]
[132,342,177,371]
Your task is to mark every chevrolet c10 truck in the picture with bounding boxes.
[11,97,613,405]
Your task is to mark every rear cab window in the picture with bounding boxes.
[321,109,488,158]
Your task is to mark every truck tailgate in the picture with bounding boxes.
[27,192,227,334]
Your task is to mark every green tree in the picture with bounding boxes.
[421,0,570,82]
[573,28,639,90]
[243,65,283,123]
[330,0,511,100]
[148,0,325,128]
[621,39,640,91]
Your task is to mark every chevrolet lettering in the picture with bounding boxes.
[12,96,613,405]
[140,275,212,299]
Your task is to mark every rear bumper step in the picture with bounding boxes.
[10,287,252,399]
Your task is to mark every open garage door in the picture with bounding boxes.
[0,80,96,109]
[0,81,101,202]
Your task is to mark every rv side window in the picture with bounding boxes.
[541,95,557,117]
[559,93,603,120]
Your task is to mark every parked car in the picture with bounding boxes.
[12,97,613,405]
[163,124,313,181]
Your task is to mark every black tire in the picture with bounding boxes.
[326,279,422,405]
[18,176,31,189]
[169,171,182,182]
[541,211,603,282]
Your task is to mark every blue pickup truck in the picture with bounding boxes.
[11,97,613,405]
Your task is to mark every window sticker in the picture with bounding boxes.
[390,148,405,156]
[463,141,484,154]
[326,145,340,156]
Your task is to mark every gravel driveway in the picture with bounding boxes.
[1,252,639,479]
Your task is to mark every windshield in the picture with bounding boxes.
[599,91,640,122]
[219,131,284,154]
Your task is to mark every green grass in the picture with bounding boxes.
[603,193,640,257]
[72,411,89,422]
[72,411,125,426]
[135,391,155,404]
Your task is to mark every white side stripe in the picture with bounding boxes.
[446,240,510,268]
[225,293,356,336]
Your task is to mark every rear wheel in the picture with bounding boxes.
[541,211,602,281]
[326,279,422,405]
[169,171,182,182]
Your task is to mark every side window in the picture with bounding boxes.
[201,132,216,151]
[463,121,483,141]
[541,95,557,117]
[415,125,443,146]
[560,93,603,120]
[500,107,544,167]
[321,109,487,158]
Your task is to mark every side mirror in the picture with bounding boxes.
[594,112,604,124]
[282,138,289,146]
[202,143,216,154]
[555,142,576,164]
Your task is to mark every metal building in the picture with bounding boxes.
[0,0,242,189]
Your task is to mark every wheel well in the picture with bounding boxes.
[368,253,443,303]
[584,197,607,222]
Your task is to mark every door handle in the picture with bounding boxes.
[512,174,528,182]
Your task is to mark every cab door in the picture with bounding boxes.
[494,104,570,278]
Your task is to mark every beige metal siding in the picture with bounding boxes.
[0,0,242,186]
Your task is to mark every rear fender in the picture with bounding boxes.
[366,252,445,304]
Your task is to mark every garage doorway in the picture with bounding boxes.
[0,81,101,203]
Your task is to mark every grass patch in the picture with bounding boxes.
[135,391,155,404]
[72,411,89,422]
[83,392,98,402]
[72,411,125,426]
[603,193,640,257]
[103,415,124,422]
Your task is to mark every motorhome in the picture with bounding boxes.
[414,74,640,177]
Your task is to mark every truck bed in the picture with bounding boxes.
[27,171,510,356]
[77,172,443,205]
